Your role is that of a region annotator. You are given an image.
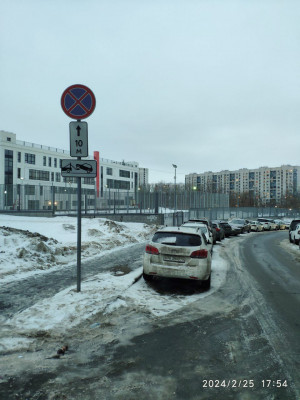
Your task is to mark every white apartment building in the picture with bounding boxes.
[0,130,148,210]
[186,165,300,204]
[139,168,149,188]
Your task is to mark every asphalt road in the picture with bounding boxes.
[239,231,300,393]
[1,231,299,400]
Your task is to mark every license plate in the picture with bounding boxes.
[163,256,185,263]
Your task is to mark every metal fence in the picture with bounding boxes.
[0,184,229,213]
[0,184,299,222]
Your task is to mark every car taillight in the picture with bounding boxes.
[190,249,208,258]
[145,245,159,255]
[215,228,220,232]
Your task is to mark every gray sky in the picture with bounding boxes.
[2,0,300,183]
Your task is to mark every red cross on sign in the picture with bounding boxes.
[61,84,96,119]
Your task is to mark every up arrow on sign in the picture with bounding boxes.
[69,121,88,157]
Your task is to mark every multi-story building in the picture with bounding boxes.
[139,168,149,188]
[185,165,300,205]
[0,130,148,210]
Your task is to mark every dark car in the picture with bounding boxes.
[289,219,300,242]
[229,218,251,233]
[212,222,225,241]
[218,221,233,237]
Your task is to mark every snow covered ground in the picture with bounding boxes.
[0,215,229,354]
[0,215,157,283]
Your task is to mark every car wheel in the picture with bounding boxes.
[289,234,292,243]
[202,274,211,290]
[294,237,299,245]
[143,272,153,282]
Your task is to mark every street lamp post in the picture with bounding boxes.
[172,164,177,212]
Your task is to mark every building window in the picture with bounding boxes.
[56,172,61,182]
[54,158,57,168]
[83,177,95,185]
[29,169,50,181]
[48,157,52,167]
[119,170,130,178]
[43,156,47,166]
[25,153,36,164]
[25,153,35,164]
[51,172,54,181]
[17,168,21,179]
[107,179,130,190]
[18,152,21,162]
[7,137,11,142]
[106,167,113,175]
[25,185,35,195]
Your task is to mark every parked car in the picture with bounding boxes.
[226,221,241,236]
[250,221,264,232]
[212,221,225,241]
[228,218,251,233]
[268,219,279,230]
[289,223,300,244]
[186,218,216,244]
[143,226,212,289]
[187,218,213,229]
[257,218,274,231]
[274,219,287,230]
[181,222,213,254]
[218,221,233,237]
[289,219,300,242]
[282,219,291,229]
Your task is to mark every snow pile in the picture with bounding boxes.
[0,215,158,282]
[2,247,228,343]
[0,215,229,354]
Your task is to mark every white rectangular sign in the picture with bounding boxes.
[61,159,97,178]
[69,121,88,157]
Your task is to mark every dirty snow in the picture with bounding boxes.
[0,215,157,283]
[0,215,229,353]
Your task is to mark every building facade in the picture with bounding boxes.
[0,130,148,210]
[185,165,300,205]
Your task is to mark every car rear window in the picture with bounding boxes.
[152,232,201,246]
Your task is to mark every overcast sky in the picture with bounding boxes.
[1,0,300,183]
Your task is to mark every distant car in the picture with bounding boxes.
[250,221,264,232]
[75,163,93,173]
[257,218,274,231]
[289,223,300,244]
[212,221,225,241]
[218,221,233,237]
[267,219,279,230]
[227,222,241,236]
[274,220,286,230]
[181,222,213,254]
[143,226,212,289]
[289,219,300,242]
[282,219,291,229]
[187,218,212,228]
[229,218,251,233]
[185,218,216,244]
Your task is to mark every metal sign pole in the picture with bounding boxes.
[77,157,82,292]
[61,84,96,293]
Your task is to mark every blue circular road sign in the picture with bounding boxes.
[61,84,96,119]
